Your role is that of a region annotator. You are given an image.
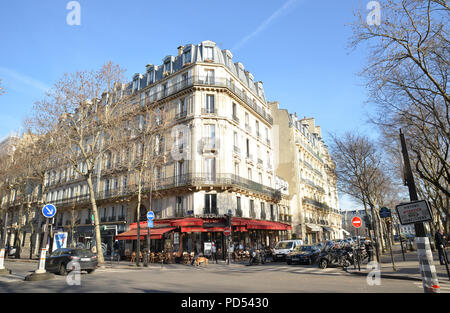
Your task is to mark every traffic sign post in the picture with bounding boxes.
[351,217,362,271]
[144,211,154,267]
[25,204,56,281]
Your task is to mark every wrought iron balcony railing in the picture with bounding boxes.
[139,76,272,125]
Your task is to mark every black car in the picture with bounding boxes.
[46,248,97,275]
[286,245,321,265]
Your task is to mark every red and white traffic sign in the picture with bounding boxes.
[351,217,362,228]
[223,228,231,236]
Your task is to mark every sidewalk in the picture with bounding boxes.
[346,243,450,283]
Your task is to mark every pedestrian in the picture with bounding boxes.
[248,244,257,265]
[191,240,201,266]
[435,229,448,265]
[364,239,374,262]
[211,241,218,264]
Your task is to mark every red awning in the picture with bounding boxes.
[115,227,175,241]
[232,218,291,231]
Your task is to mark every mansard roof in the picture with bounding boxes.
[128,40,266,104]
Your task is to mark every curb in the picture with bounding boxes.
[4,259,39,263]
[345,269,423,282]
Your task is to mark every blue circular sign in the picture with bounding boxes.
[42,204,57,218]
[147,211,155,220]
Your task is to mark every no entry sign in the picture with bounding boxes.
[223,228,231,236]
[351,217,362,228]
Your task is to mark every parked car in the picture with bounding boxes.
[272,240,303,261]
[46,248,97,275]
[286,245,321,265]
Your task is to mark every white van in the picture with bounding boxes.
[272,240,303,261]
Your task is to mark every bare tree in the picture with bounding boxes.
[30,62,129,264]
[350,1,449,230]
[119,93,171,265]
[330,132,402,257]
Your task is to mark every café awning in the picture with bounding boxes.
[305,223,321,232]
[115,227,175,241]
[322,226,334,233]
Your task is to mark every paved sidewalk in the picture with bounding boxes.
[346,243,450,283]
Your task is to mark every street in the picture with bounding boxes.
[0,260,443,293]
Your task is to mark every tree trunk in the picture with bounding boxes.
[86,173,104,264]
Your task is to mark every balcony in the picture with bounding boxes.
[245,124,252,132]
[117,215,126,221]
[232,114,240,123]
[140,76,272,125]
[201,107,217,115]
[100,217,107,223]
[303,197,330,211]
[108,216,117,222]
[175,209,185,218]
[203,208,218,216]
[176,111,187,119]
[266,139,271,146]
[233,145,240,155]
[49,173,283,209]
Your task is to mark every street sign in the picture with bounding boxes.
[42,204,57,219]
[396,200,432,225]
[379,207,391,218]
[223,228,231,236]
[147,211,155,221]
[351,217,362,228]
[147,220,154,228]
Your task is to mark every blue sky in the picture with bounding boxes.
[0,0,377,210]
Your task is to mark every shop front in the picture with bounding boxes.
[305,223,322,244]
[117,217,292,262]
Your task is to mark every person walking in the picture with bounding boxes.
[435,229,448,265]
[191,240,201,266]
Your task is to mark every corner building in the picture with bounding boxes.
[39,41,291,259]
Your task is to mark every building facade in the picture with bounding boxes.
[271,102,341,244]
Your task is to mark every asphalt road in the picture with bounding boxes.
[0,260,429,293]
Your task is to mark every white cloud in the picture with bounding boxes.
[0,66,51,93]
[232,0,304,51]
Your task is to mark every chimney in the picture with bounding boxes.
[177,45,184,56]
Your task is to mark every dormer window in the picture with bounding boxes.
[164,62,171,73]
[184,50,191,64]
[147,70,154,85]
[204,46,214,61]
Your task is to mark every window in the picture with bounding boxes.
[204,124,216,149]
[178,98,186,116]
[246,139,250,157]
[205,194,217,215]
[234,162,239,176]
[248,168,252,180]
[205,69,215,84]
[163,83,168,97]
[164,62,171,73]
[184,50,191,64]
[250,199,255,218]
[261,202,266,220]
[205,94,215,113]
[259,172,263,184]
[176,196,184,216]
[204,46,214,60]
[236,196,242,217]
[181,73,189,87]
[204,157,216,181]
